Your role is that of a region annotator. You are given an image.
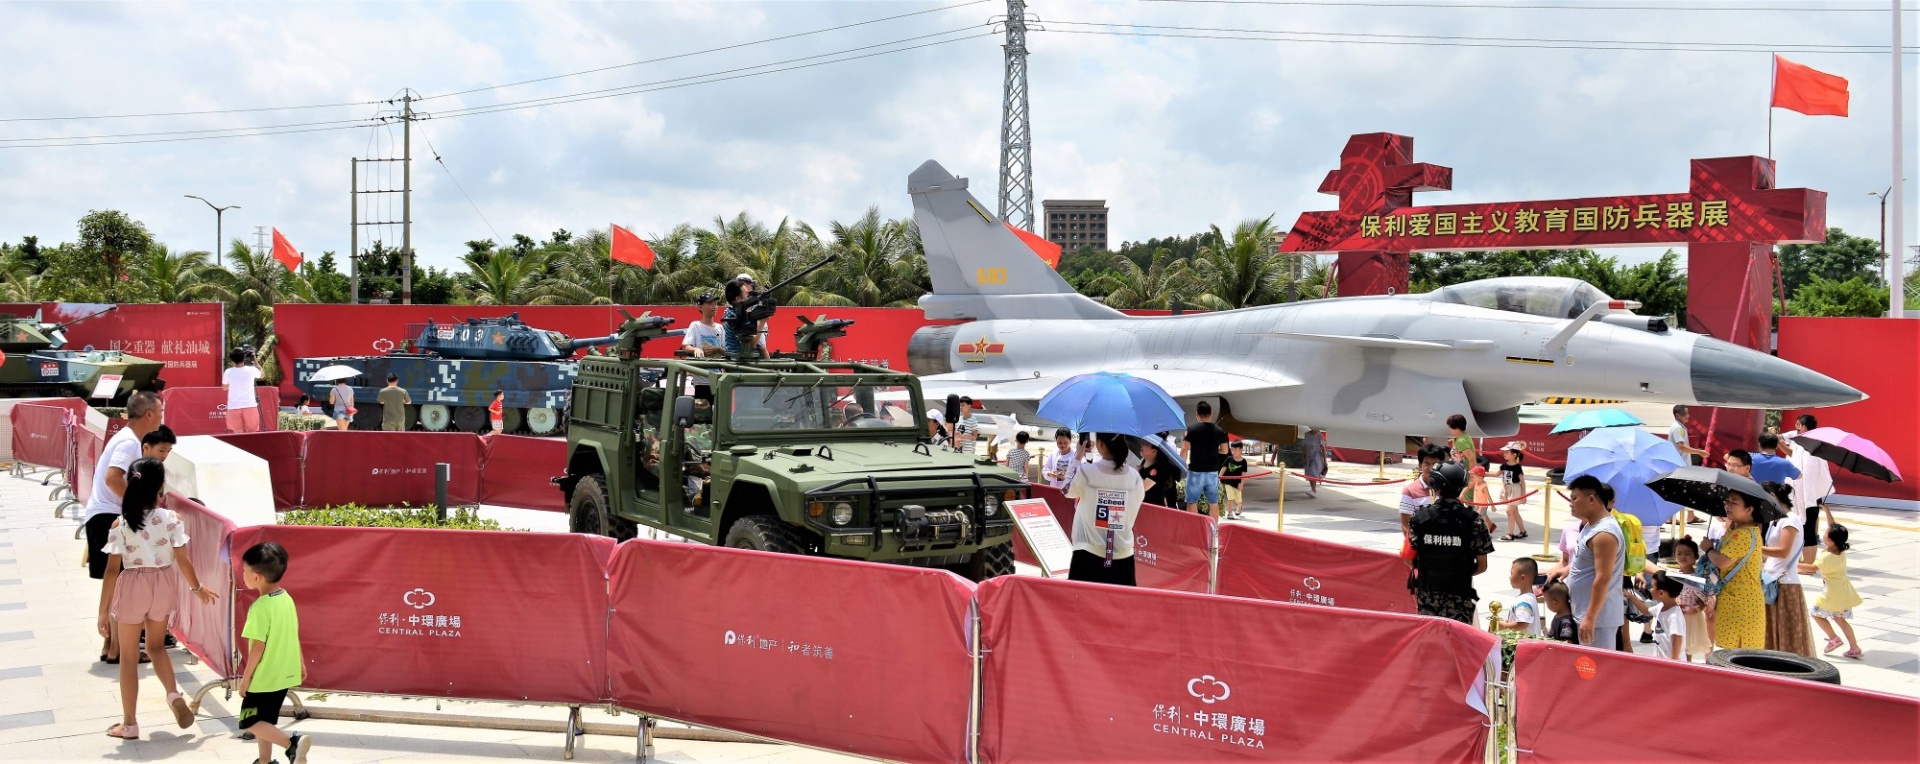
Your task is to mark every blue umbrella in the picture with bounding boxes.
[1565,426,1687,526]
[1135,433,1188,477]
[1035,372,1186,438]
[1550,408,1646,435]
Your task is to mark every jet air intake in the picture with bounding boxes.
[908,325,958,376]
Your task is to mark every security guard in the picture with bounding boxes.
[1409,461,1495,624]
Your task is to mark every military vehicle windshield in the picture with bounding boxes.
[729,381,917,432]
[1426,277,1612,320]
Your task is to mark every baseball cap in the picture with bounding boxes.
[927,409,944,423]
[1502,441,1527,452]
[694,292,719,305]
[736,273,757,284]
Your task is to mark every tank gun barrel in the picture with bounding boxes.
[48,305,118,333]
[564,332,621,352]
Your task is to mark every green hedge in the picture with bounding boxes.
[279,412,334,431]
[281,505,511,531]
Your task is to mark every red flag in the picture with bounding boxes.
[270,228,302,271]
[1004,222,1062,269]
[1771,54,1848,117]
[610,224,655,269]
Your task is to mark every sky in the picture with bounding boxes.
[1,0,1915,275]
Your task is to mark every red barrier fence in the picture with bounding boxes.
[976,576,1497,763]
[228,525,615,703]
[72,427,104,506]
[161,386,279,437]
[215,432,306,510]
[1014,484,1216,592]
[301,431,484,508]
[9,403,74,471]
[1511,641,1920,763]
[479,435,569,513]
[165,492,239,677]
[608,539,977,764]
[1214,522,1417,614]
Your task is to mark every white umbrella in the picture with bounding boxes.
[307,365,363,383]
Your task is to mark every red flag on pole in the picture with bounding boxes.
[1771,54,1849,117]
[1004,222,1062,269]
[610,224,655,269]
[270,228,302,271]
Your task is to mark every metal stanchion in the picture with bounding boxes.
[1373,450,1390,482]
[434,462,450,523]
[1531,479,1559,563]
[1275,470,1287,533]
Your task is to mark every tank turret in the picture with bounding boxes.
[408,312,618,362]
[0,307,164,403]
[0,306,116,354]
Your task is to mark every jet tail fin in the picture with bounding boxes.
[910,160,1123,321]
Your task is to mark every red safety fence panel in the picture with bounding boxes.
[301,431,484,508]
[164,492,239,677]
[1010,484,1079,568]
[1132,503,1214,593]
[213,432,306,509]
[257,396,280,431]
[1512,641,1920,763]
[72,427,104,506]
[479,435,567,512]
[160,387,233,436]
[9,403,73,470]
[977,576,1497,763]
[228,525,615,703]
[608,539,976,764]
[1214,523,1417,613]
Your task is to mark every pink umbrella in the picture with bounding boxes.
[1793,428,1903,483]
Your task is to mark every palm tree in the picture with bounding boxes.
[0,259,47,302]
[702,213,833,304]
[1088,248,1202,310]
[130,244,222,303]
[815,207,927,307]
[1192,216,1285,310]
[461,249,548,305]
[630,224,715,305]
[200,239,317,352]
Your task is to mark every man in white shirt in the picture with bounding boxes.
[1785,414,1835,565]
[1668,405,1708,524]
[222,348,264,433]
[85,391,164,662]
[681,293,726,357]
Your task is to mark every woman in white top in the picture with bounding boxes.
[96,458,217,739]
[1065,433,1150,586]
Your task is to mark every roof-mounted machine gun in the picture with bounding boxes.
[778,315,855,362]
[606,311,681,359]
[725,253,840,360]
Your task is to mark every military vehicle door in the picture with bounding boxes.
[628,372,671,527]
[661,369,718,543]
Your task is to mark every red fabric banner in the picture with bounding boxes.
[607,539,976,764]
[1772,54,1850,117]
[1780,317,1918,502]
[228,525,615,702]
[213,432,306,509]
[159,387,232,436]
[301,431,484,508]
[9,403,74,470]
[1512,641,1918,763]
[165,492,239,677]
[976,576,1497,763]
[479,434,568,512]
[0,302,226,387]
[1214,523,1416,614]
[1131,503,1215,593]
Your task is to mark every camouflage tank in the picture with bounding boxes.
[292,313,623,434]
[0,307,166,404]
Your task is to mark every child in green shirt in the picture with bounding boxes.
[238,542,311,764]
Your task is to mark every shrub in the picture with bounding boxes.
[279,412,334,431]
[281,504,512,531]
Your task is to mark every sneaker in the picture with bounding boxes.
[288,733,312,764]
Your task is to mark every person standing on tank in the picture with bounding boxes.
[222,348,264,434]
[378,373,412,432]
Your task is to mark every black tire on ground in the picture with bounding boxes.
[1706,648,1841,684]
[960,541,1016,582]
[724,515,811,554]
[567,474,637,541]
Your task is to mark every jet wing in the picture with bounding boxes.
[919,368,1289,403]
[1255,332,1496,351]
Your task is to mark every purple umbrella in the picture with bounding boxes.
[1792,428,1903,483]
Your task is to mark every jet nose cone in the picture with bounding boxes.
[1689,336,1865,409]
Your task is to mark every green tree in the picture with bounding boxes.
[1785,276,1889,317]
[128,244,222,303]
[75,210,155,299]
[303,252,352,304]
[1088,248,1201,310]
[1778,228,1882,297]
[1547,250,1689,320]
[461,248,548,305]
[815,207,925,307]
[1409,249,1577,293]
[1192,216,1284,309]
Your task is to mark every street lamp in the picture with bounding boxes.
[184,195,240,268]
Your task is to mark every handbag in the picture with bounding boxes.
[1762,571,1782,605]
[1697,528,1755,598]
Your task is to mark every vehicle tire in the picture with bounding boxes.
[419,404,453,431]
[567,474,637,541]
[724,515,810,555]
[503,407,526,434]
[526,407,562,435]
[961,541,1016,582]
[351,404,383,431]
[1706,648,1841,684]
[453,405,488,433]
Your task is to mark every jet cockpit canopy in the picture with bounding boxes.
[1424,277,1613,320]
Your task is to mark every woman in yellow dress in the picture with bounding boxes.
[1708,491,1768,649]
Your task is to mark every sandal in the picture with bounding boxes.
[106,722,139,740]
[1500,534,1521,541]
[168,691,193,728]
[1823,637,1844,654]
[1842,648,1864,660]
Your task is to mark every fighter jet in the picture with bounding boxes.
[902,160,1864,452]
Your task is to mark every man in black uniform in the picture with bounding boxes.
[1409,461,1496,624]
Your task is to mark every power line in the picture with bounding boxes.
[420,127,500,242]
[1044,26,1920,54]
[0,114,392,145]
[420,0,991,101]
[0,98,386,124]
[1138,0,1918,12]
[1046,19,1920,53]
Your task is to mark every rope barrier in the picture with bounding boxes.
[1461,488,1540,507]
[1286,471,1415,487]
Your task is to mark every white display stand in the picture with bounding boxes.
[163,435,278,527]
[1008,498,1074,578]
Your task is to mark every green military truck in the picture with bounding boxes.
[553,314,1023,581]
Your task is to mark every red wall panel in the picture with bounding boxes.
[479,434,568,512]
[0,302,225,387]
[1778,317,1918,502]
[301,431,484,508]
[213,432,306,509]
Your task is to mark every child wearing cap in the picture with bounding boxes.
[1498,443,1529,541]
[1220,442,1250,520]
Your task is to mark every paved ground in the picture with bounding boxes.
[2,458,1913,763]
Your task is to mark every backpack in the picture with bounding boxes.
[1611,509,1646,576]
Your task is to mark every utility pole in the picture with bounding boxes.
[1890,0,1906,317]
[183,195,238,268]
[401,91,415,305]
[996,0,1034,231]
[350,159,359,304]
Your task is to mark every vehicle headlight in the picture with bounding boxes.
[983,494,1000,517]
[831,501,854,526]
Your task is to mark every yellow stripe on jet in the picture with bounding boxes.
[1537,396,1628,405]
